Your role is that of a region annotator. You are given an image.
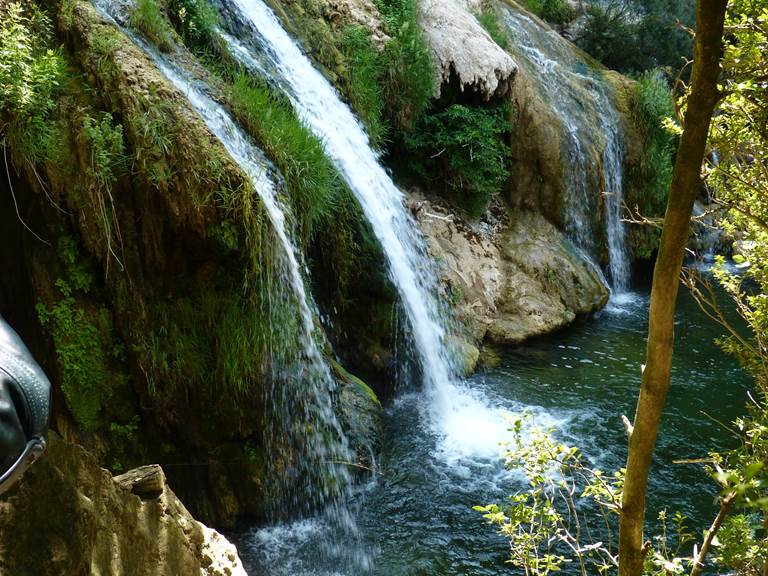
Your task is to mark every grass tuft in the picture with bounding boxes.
[129,0,176,52]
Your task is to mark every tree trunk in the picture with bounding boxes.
[617,2,728,575]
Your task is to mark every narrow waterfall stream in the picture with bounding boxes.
[216,0,511,460]
[500,8,631,293]
[91,2,366,567]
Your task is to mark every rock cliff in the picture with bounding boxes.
[411,195,608,346]
[0,435,246,576]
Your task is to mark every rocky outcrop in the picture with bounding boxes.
[412,195,608,346]
[419,0,517,99]
[324,0,389,46]
[0,434,246,576]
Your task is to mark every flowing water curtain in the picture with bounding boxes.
[92,0,355,527]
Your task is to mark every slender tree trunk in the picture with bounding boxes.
[617,2,728,575]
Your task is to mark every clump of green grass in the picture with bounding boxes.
[0,2,66,165]
[129,0,176,52]
[404,103,512,217]
[374,0,435,129]
[338,26,387,145]
[229,73,346,245]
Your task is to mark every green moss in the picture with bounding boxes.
[332,360,380,406]
[403,103,513,217]
[35,234,131,431]
[129,0,176,52]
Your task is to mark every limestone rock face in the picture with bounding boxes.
[0,435,247,576]
[419,0,517,99]
[412,196,608,346]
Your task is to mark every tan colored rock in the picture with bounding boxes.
[324,0,389,47]
[419,0,517,98]
[412,195,608,347]
[0,434,247,576]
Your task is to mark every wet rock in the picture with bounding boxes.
[333,361,382,473]
[0,434,247,576]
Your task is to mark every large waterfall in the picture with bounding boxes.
[216,0,509,459]
[91,1,364,565]
[501,8,631,293]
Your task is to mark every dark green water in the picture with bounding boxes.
[236,284,752,575]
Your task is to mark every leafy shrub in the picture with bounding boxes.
[522,0,575,26]
[167,0,219,50]
[539,0,575,26]
[575,2,638,70]
[631,69,675,215]
[129,0,176,52]
[404,103,512,217]
[0,2,65,164]
[574,0,694,75]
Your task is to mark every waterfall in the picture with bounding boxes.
[500,8,631,293]
[91,2,364,565]
[214,0,509,460]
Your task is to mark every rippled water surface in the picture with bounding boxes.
[235,286,751,575]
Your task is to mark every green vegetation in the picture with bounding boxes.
[474,3,509,49]
[0,2,66,165]
[129,0,176,52]
[336,0,435,143]
[476,415,708,575]
[134,279,294,396]
[338,26,387,144]
[79,112,128,268]
[523,0,575,27]
[167,0,220,50]
[230,73,347,244]
[373,0,435,130]
[631,70,676,216]
[36,237,125,430]
[403,103,512,217]
[574,0,694,75]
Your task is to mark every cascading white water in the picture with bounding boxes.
[217,0,510,458]
[500,8,631,293]
[90,3,365,564]
[597,90,631,293]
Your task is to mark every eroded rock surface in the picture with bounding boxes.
[412,196,608,346]
[419,0,517,98]
[0,434,247,576]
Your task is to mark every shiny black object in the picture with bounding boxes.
[0,315,50,495]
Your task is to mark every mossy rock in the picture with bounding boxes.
[332,360,382,473]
